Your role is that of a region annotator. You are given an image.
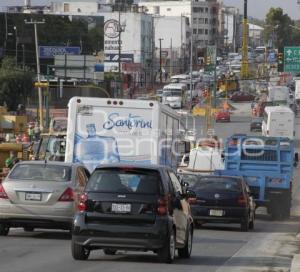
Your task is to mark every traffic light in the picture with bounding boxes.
[277,52,284,72]
[34,82,49,88]
[206,56,211,66]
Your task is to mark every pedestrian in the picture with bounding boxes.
[28,125,34,142]
[164,71,168,82]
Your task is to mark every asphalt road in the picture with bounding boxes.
[1,102,300,272]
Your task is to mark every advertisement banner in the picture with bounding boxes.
[39,46,81,59]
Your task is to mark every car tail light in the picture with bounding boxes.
[58,188,74,202]
[0,184,8,199]
[78,193,88,212]
[188,197,197,205]
[238,194,247,206]
[157,195,169,215]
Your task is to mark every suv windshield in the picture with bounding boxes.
[191,177,242,192]
[9,164,71,182]
[86,168,161,194]
[163,90,182,97]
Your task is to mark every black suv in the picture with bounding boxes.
[71,164,194,263]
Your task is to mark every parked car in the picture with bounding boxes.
[230,92,256,102]
[0,161,90,235]
[250,117,263,132]
[71,164,194,263]
[215,110,231,122]
[186,175,255,232]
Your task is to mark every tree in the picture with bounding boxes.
[264,7,293,50]
[0,57,34,111]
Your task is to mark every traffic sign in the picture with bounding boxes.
[284,46,300,72]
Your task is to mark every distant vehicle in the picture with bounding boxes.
[162,83,187,109]
[71,164,194,263]
[254,46,266,56]
[0,161,90,235]
[250,117,263,132]
[262,106,295,139]
[215,110,230,122]
[267,86,289,103]
[170,74,190,83]
[230,92,255,102]
[186,175,255,231]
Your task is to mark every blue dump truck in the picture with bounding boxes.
[215,134,298,220]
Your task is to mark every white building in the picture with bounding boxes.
[153,15,191,74]
[50,1,154,89]
[139,0,220,48]
[248,23,264,48]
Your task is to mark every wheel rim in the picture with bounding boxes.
[188,230,192,254]
[170,232,175,260]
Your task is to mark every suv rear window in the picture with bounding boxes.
[9,164,71,182]
[86,168,161,194]
[191,177,242,192]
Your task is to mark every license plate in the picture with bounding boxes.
[111,203,131,213]
[25,193,42,201]
[209,209,224,216]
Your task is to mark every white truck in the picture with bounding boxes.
[262,106,295,139]
[267,86,289,103]
[65,97,186,172]
[162,83,187,109]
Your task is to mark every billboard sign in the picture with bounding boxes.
[105,53,134,63]
[39,46,81,59]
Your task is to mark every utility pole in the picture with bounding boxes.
[25,18,45,131]
[241,0,249,79]
[22,44,25,70]
[170,38,172,77]
[189,30,193,112]
[159,38,163,84]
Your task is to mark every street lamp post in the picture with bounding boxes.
[13,26,17,66]
[159,38,163,84]
[25,19,45,131]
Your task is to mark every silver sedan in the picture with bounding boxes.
[0,161,90,235]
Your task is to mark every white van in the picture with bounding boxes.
[262,106,295,139]
[162,83,187,109]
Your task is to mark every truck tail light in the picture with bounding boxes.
[188,197,197,205]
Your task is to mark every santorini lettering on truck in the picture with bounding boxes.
[103,113,152,130]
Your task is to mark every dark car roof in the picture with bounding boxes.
[94,163,172,172]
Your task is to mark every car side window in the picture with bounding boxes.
[168,171,182,194]
[76,167,88,187]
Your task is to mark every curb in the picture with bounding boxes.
[291,254,300,272]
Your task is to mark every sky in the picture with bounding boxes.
[0,0,300,20]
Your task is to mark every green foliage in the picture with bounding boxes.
[0,57,34,111]
[264,7,298,50]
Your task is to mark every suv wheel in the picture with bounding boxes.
[103,249,117,255]
[241,215,249,232]
[157,228,176,263]
[178,227,193,258]
[71,239,90,260]
[0,223,9,236]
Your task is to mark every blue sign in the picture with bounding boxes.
[268,52,276,63]
[105,54,134,63]
[39,46,81,59]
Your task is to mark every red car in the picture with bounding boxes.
[215,110,230,122]
[230,92,256,102]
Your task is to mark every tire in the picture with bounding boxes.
[249,213,254,230]
[0,223,9,236]
[103,249,117,255]
[240,215,249,232]
[178,227,193,258]
[24,227,34,232]
[71,239,90,260]
[157,228,176,263]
